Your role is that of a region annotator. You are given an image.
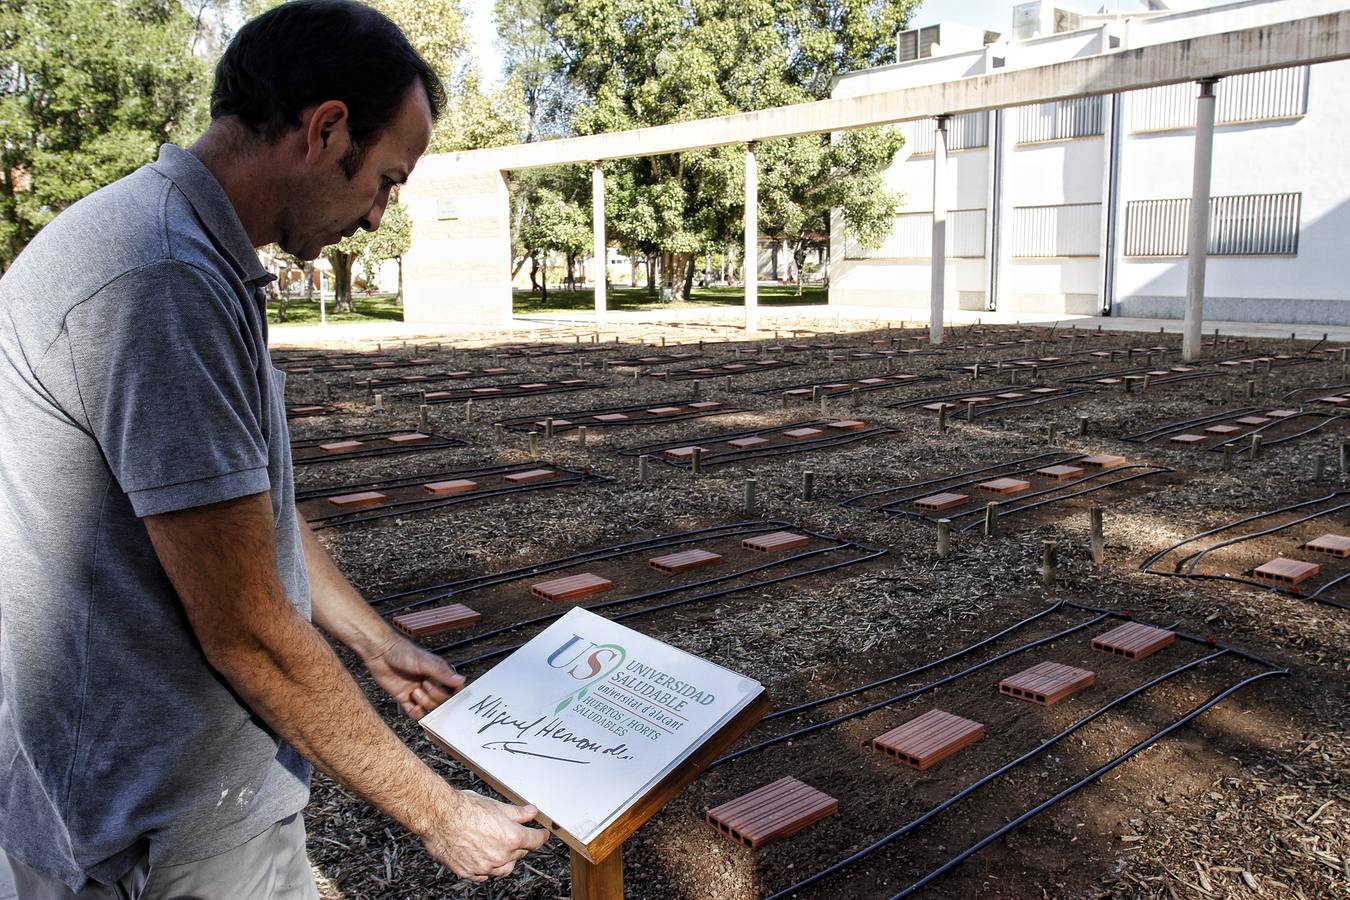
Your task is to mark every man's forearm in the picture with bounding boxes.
[298,514,397,660]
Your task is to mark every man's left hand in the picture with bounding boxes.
[363,637,466,720]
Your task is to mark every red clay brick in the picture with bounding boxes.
[503,469,557,484]
[872,709,984,771]
[472,387,503,394]
[688,401,722,410]
[783,388,814,397]
[826,420,866,430]
[392,603,481,638]
[1029,387,1058,395]
[1235,416,1271,426]
[1091,622,1175,660]
[664,446,707,461]
[530,573,614,603]
[1303,534,1350,558]
[423,479,479,496]
[387,433,432,445]
[782,427,824,439]
[997,392,1027,399]
[289,405,326,415]
[403,375,431,382]
[999,661,1095,706]
[1081,454,1127,468]
[1170,434,1207,444]
[859,378,889,385]
[333,364,355,370]
[1170,366,1196,373]
[977,477,1030,494]
[534,419,574,429]
[1095,378,1123,385]
[1266,409,1300,418]
[648,406,684,415]
[593,413,630,422]
[327,491,387,509]
[742,531,810,552]
[728,437,770,449]
[648,549,724,574]
[484,367,511,374]
[962,396,994,405]
[922,402,958,411]
[319,440,364,453]
[447,371,472,377]
[1036,464,1084,480]
[1146,370,1171,377]
[559,379,589,385]
[914,492,969,511]
[1316,396,1350,406]
[521,383,550,390]
[372,361,397,368]
[424,391,453,400]
[1203,425,1241,435]
[1253,558,1320,585]
[705,777,837,849]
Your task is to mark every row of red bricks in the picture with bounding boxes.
[913,454,1129,512]
[540,401,722,427]
[1167,409,1299,445]
[389,531,810,638]
[664,420,867,459]
[326,468,562,511]
[706,622,1176,849]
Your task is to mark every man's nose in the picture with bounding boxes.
[361,201,386,232]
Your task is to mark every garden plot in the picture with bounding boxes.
[754,372,946,402]
[839,451,1172,534]
[654,359,797,380]
[282,356,435,374]
[345,366,515,389]
[295,461,612,530]
[1120,406,1347,456]
[495,400,740,434]
[888,385,1094,420]
[618,419,902,469]
[679,600,1283,899]
[369,522,884,670]
[399,378,607,404]
[285,403,333,419]
[1140,491,1350,610]
[290,429,467,466]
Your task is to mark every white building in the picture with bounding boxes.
[830,0,1350,324]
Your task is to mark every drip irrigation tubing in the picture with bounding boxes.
[752,374,945,397]
[759,601,1068,723]
[763,648,1232,900]
[659,361,798,380]
[1214,412,1343,457]
[1279,382,1350,401]
[306,470,613,530]
[372,520,806,610]
[416,382,602,404]
[838,452,1074,508]
[495,404,741,433]
[950,467,1173,534]
[708,613,1112,770]
[967,389,1095,420]
[618,423,902,469]
[438,545,888,667]
[291,433,469,465]
[1119,407,1267,442]
[882,669,1287,900]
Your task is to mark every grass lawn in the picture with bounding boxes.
[513,284,827,315]
[267,293,404,326]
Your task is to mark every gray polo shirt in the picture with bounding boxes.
[0,144,312,890]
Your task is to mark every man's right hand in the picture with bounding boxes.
[423,790,551,882]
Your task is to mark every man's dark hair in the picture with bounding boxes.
[211,0,445,178]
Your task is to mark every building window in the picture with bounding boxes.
[906,113,989,155]
[1131,67,1308,133]
[1016,97,1103,144]
[844,208,986,259]
[1011,203,1101,257]
[1124,193,1301,257]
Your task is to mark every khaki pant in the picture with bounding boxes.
[5,815,318,900]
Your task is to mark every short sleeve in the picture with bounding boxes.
[62,260,270,517]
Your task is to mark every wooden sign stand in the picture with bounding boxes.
[429,690,769,900]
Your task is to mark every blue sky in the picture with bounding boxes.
[467,1,1154,86]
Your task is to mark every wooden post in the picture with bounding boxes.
[1089,507,1104,565]
[937,518,952,558]
[570,846,623,900]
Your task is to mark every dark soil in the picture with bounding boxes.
[276,323,1348,900]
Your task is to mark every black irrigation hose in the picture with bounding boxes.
[883,668,1288,900]
[1058,601,1288,670]
[1120,407,1266,443]
[951,467,1173,534]
[296,460,552,500]
[765,648,1230,900]
[752,374,945,397]
[442,546,889,667]
[1176,498,1350,575]
[838,452,1074,508]
[760,602,1069,723]
[1217,413,1342,457]
[307,472,614,530]
[495,404,742,433]
[1279,382,1350,402]
[372,520,805,609]
[418,383,602,404]
[708,614,1111,770]
[620,424,902,469]
[967,389,1094,420]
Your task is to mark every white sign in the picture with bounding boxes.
[419,608,764,846]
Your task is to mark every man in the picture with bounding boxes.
[0,2,548,897]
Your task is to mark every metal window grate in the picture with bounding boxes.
[1016,97,1103,143]
[907,113,989,155]
[1131,67,1309,132]
[845,208,987,259]
[1011,203,1102,257]
[1124,193,1301,257]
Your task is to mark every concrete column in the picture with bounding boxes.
[985,109,1003,312]
[1183,79,1218,362]
[744,142,759,333]
[592,160,606,326]
[1098,92,1122,316]
[930,115,949,345]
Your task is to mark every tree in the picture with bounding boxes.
[0,0,208,270]
[323,198,413,313]
[518,176,591,297]
[498,0,917,300]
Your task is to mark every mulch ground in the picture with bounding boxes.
[277,322,1348,899]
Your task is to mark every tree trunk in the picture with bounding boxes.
[331,251,354,314]
[276,267,289,322]
[646,256,656,295]
[511,255,528,279]
[565,254,575,291]
[682,254,696,301]
[395,257,404,308]
[529,255,541,293]
[793,241,808,297]
[304,262,314,301]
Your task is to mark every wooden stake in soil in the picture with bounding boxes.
[1078,415,1089,437]
[1315,454,1325,479]
[1250,433,1263,459]
[984,501,1000,537]
[938,405,947,433]
[373,393,383,411]
[578,425,587,449]
[545,417,555,439]
[1341,440,1349,474]
[494,423,505,442]
[1042,540,1058,587]
[1223,444,1233,471]
[1246,380,1256,400]
[743,478,757,515]
[1046,422,1057,445]
[1090,507,1104,565]
[464,399,474,423]
[419,404,429,431]
[528,431,539,455]
[937,518,952,558]
[802,470,815,501]
[639,454,651,486]
[691,447,703,476]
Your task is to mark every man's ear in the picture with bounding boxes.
[303,100,350,166]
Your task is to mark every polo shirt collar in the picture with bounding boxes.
[149,144,271,287]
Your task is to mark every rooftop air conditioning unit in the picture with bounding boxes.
[1011,1,1084,41]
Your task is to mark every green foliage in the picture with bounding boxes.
[324,199,412,312]
[0,0,208,268]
